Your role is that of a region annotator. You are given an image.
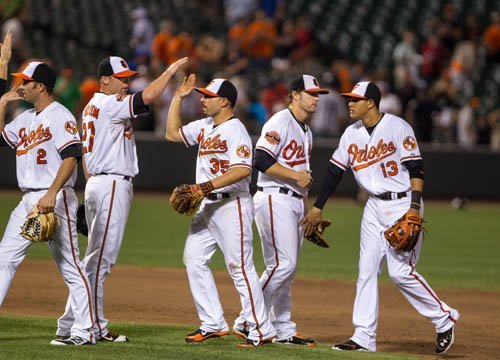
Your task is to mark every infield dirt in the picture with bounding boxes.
[2,259,498,359]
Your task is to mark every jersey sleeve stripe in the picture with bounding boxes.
[128,94,135,118]
[179,127,191,148]
[229,163,252,169]
[255,145,276,158]
[401,155,422,162]
[58,139,81,152]
[1,129,16,149]
[330,158,347,171]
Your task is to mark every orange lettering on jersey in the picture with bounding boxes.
[16,125,53,155]
[282,139,308,167]
[199,134,228,155]
[83,104,100,119]
[348,139,396,171]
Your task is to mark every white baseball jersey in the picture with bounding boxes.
[1,102,80,191]
[180,117,252,193]
[255,108,312,197]
[330,113,421,195]
[82,92,139,177]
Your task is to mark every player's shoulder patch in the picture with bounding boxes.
[236,144,251,159]
[264,130,280,145]
[403,136,417,151]
[64,120,78,135]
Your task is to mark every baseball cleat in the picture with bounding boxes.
[232,326,249,339]
[99,331,129,343]
[50,336,92,346]
[274,335,316,347]
[237,336,275,348]
[332,339,367,351]
[185,328,229,343]
[435,326,455,354]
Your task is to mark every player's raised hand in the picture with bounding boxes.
[296,169,313,188]
[166,57,189,75]
[176,74,196,98]
[0,31,12,64]
[0,86,23,104]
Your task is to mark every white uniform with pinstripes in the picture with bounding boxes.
[180,117,276,341]
[0,102,95,342]
[56,92,138,339]
[331,113,459,351]
[235,108,312,341]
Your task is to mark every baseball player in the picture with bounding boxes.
[233,75,328,347]
[0,62,95,346]
[55,56,188,342]
[165,75,276,347]
[303,81,459,354]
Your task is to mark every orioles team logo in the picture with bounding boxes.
[265,131,280,145]
[403,136,417,151]
[348,139,396,172]
[236,144,250,159]
[64,121,78,135]
[16,124,52,156]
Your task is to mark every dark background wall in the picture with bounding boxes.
[1,139,499,199]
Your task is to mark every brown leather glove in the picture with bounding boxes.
[384,212,423,251]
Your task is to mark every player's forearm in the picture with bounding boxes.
[0,62,7,80]
[165,95,183,142]
[47,157,77,195]
[0,98,8,133]
[264,162,301,182]
[142,69,175,105]
[82,156,90,181]
[210,167,251,190]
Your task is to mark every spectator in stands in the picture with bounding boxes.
[483,12,500,62]
[406,90,439,143]
[377,81,402,116]
[419,34,446,84]
[456,97,479,147]
[291,16,314,62]
[54,68,81,116]
[242,9,277,68]
[129,7,155,57]
[167,31,196,70]
[223,0,257,26]
[311,72,347,137]
[79,74,99,115]
[393,31,421,90]
[151,20,175,71]
[1,2,29,68]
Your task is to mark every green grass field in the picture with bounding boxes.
[0,191,499,359]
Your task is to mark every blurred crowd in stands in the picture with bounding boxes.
[1,0,499,149]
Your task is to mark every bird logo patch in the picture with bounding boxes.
[64,121,78,135]
[265,131,280,145]
[236,144,251,159]
[403,136,417,151]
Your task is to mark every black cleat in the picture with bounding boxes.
[332,339,367,351]
[436,326,455,354]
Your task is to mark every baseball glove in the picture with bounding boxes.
[384,212,423,251]
[20,206,57,242]
[169,181,214,216]
[305,219,332,248]
[76,202,88,237]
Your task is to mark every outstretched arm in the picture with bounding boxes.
[0,87,23,133]
[141,57,188,105]
[0,31,12,81]
[165,73,196,143]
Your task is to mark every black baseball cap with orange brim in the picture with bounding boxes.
[11,61,57,89]
[97,56,138,78]
[341,81,381,107]
[195,78,238,106]
[289,74,329,94]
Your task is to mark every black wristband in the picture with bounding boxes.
[410,190,422,210]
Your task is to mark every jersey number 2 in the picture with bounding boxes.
[210,158,229,174]
[82,121,95,153]
[36,148,47,164]
[380,161,398,177]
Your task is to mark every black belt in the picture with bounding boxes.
[24,188,49,193]
[375,191,408,200]
[257,186,303,199]
[97,173,132,181]
[206,193,231,201]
